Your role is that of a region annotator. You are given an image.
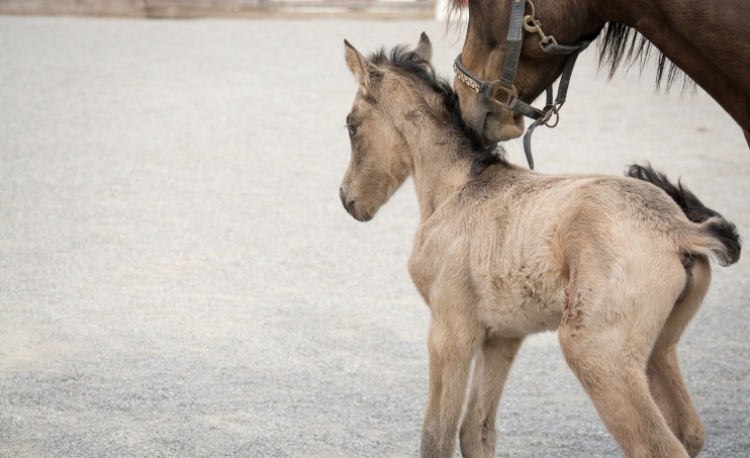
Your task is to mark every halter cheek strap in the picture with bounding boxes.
[500,0,528,89]
[454,0,594,169]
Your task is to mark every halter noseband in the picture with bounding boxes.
[454,0,594,169]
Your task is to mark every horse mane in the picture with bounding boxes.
[598,23,695,93]
[444,1,695,93]
[368,45,505,173]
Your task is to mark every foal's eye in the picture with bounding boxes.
[347,124,357,136]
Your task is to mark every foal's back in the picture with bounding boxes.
[426,163,690,264]
[411,163,697,335]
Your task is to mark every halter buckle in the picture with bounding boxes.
[489,81,518,107]
[538,35,558,52]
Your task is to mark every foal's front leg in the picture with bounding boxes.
[459,335,523,458]
[421,311,480,458]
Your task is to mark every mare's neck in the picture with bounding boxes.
[592,0,750,134]
[396,106,474,222]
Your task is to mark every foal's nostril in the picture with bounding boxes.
[340,182,357,216]
[345,199,357,216]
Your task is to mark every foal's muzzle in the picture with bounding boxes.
[339,183,372,222]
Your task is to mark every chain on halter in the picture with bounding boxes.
[454,0,595,169]
[522,0,558,52]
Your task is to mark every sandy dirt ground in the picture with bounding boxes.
[0,16,748,458]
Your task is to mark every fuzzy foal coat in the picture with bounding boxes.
[339,34,740,458]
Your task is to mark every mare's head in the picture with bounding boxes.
[338,34,433,222]
[454,0,602,144]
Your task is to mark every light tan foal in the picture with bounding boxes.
[339,34,741,458]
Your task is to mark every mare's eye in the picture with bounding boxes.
[348,124,357,136]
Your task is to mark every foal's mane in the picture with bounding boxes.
[369,46,504,172]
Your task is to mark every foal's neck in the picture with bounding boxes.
[395,99,476,222]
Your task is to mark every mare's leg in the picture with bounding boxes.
[558,258,690,458]
[421,312,480,458]
[647,255,711,457]
[459,335,523,458]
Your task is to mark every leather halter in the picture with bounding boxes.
[454,0,594,169]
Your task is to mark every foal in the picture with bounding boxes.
[339,33,741,458]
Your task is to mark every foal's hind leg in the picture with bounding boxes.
[459,335,523,458]
[647,256,711,457]
[559,260,691,458]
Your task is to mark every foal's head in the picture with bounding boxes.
[338,34,434,222]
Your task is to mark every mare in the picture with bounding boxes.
[451,0,750,147]
[338,33,741,458]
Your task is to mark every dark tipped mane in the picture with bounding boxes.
[444,1,694,93]
[598,23,695,93]
[368,45,504,173]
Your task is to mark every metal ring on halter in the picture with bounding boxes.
[525,0,535,18]
[544,105,561,128]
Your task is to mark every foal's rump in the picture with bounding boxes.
[465,167,741,311]
[626,164,741,267]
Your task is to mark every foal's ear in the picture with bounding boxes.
[344,39,376,91]
[414,32,433,62]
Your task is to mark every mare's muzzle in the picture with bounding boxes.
[453,0,595,169]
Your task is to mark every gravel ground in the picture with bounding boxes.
[0,16,748,458]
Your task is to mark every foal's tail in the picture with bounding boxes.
[627,164,741,266]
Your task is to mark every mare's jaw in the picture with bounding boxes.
[455,77,525,144]
[483,111,524,144]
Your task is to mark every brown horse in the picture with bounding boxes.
[340,34,741,458]
[451,0,750,148]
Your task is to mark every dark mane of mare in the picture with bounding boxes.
[368,46,506,174]
[447,3,694,92]
[598,23,694,92]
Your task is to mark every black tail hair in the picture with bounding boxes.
[627,164,741,266]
